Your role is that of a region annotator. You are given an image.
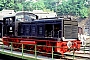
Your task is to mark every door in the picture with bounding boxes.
[0,23,2,38]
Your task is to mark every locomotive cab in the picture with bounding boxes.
[3,15,15,36]
[15,12,38,36]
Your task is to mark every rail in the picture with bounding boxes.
[0,41,90,60]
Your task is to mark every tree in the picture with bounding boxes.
[0,0,4,11]
[0,0,15,10]
[57,0,88,18]
[0,0,89,18]
[32,0,45,10]
[44,0,57,11]
[0,0,25,11]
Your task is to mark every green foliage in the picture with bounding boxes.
[88,8,90,16]
[0,0,90,18]
[32,0,45,10]
[15,3,23,11]
[0,0,3,11]
[57,0,89,18]
[79,6,88,18]
[44,0,57,11]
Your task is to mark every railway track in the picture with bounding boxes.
[61,45,90,60]
[64,51,90,60]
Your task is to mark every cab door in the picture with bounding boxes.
[0,23,2,38]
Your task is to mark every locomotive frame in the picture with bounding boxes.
[2,12,81,55]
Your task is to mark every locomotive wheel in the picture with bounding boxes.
[46,41,52,53]
[37,46,42,52]
[46,47,52,53]
[23,45,34,54]
[24,45,34,50]
[72,42,77,50]
[46,44,52,53]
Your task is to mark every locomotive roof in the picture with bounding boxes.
[20,17,70,24]
[35,17,64,21]
[16,11,37,16]
[34,16,72,22]
[20,16,76,25]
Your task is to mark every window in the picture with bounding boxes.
[25,25,30,35]
[32,26,36,33]
[38,26,43,35]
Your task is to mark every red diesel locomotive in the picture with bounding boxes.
[2,12,81,55]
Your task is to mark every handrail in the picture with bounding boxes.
[58,30,61,38]
[51,30,54,37]
[0,41,90,60]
